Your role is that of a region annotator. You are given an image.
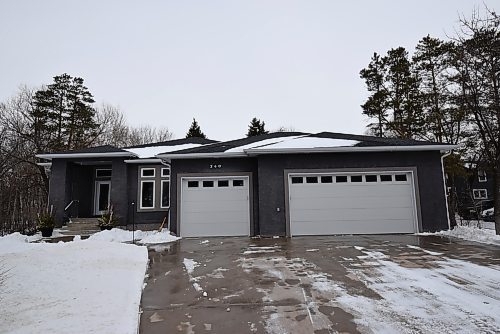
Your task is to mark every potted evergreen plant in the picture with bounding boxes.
[98,205,118,230]
[37,205,55,237]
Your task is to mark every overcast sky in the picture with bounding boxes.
[1,1,498,141]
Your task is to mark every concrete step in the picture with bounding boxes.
[60,218,101,236]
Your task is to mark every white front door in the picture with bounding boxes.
[180,176,251,237]
[288,171,418,236]
[94,181,111,215]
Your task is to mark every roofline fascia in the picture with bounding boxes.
[156,152,248,160]
[35,152,138,160]
[124,158,162,164]
[244,144,460,155]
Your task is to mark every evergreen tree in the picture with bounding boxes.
[247,117,269,137]
[185,118,207,139]
[32,73,98,151]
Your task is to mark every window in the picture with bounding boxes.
[141,168,155,177]
[306,176,318,184]
[188,181,199,188]
[161,181,170,208]
[336,176,348,183]
[478,170,487,182]
[96,169,112,178]
[291,177,303,184]
[473,189,487,200]
[395,174,407,182]
[218,180,229,187]
[350,175,362,183]
[161,168,170,177]
[233,180,244,187]
[138,165,170,210]
[380,175,392,182]
[320,176,333,183]
[140,181,155,209]
[203,180,214,188]
[365,175,377,182]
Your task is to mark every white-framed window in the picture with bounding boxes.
[138,165,170,210]
[160,180,170,208]
[161,168,170,177]
[473,189,487,200]
[478,170,487,182]
[141,168,155,178]
[96,168,112,178]
[140,180,155,209]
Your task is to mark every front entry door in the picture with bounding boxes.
[94,181,111,215]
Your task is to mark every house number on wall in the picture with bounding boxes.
[210,164,222,169]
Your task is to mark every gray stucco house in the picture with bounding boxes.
[37,132,456,237]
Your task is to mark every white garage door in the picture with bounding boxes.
[288,172,417,235]
[180,176,250,237]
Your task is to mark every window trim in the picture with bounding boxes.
[160,180,170,208]
[141,167,156,178]
[95,168,112,178]
[472,188,487,200]
[161,167,170,177]
[140,180,155,209]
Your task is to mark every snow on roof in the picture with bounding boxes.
[225,136,305,153]
[124,143,204,158]
[247,136,359,151]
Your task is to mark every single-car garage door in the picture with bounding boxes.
[288,171,417,235]
[180,176,250,237]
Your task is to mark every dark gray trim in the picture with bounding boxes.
[283,167,422,236]
[176,172,254,237]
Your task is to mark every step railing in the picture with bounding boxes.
[64,200,79,219]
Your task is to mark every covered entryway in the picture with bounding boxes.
[287,171,418,235]
[180,176,251,237]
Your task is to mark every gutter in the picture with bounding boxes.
[36,152,138,160]
[124,158,162,164]
[244,144,459,155]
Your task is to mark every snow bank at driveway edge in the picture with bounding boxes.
[418,225,500,246]
[87,228,180,244]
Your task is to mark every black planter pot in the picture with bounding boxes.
[40,227,54,237]
[100,226,113,231]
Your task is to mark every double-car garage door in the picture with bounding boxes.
[288,171,418,235]
[180,176,250,237]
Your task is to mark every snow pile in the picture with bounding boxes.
[422,225,500,246]
[0,233,148,334]
[247,136,359,151]
[87,228,180,244]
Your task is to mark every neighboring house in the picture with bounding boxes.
[452,164,495,218]
[37,132,457,237]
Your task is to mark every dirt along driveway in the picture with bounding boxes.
[139,235,500,334]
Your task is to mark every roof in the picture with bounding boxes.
[36,138,218,160]
[123,137,218,159]
[158,132,458,159]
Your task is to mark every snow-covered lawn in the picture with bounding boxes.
[0,229,178,334]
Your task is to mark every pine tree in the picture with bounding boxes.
[247,117,269,137]
[185,118,207,139]
[32,73,98,151]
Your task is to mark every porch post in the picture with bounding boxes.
[110,159,128,226]
[49,159,70,227]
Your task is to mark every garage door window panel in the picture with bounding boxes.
[350,175,363,183]
[233,180,244,187]
[203,180,214,188]
[336,176,348,183]
[365,175,378,182]
[291,177,304,184]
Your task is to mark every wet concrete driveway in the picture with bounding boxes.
[139,235,500,333]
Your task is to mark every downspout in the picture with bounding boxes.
[441,150,452,230]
